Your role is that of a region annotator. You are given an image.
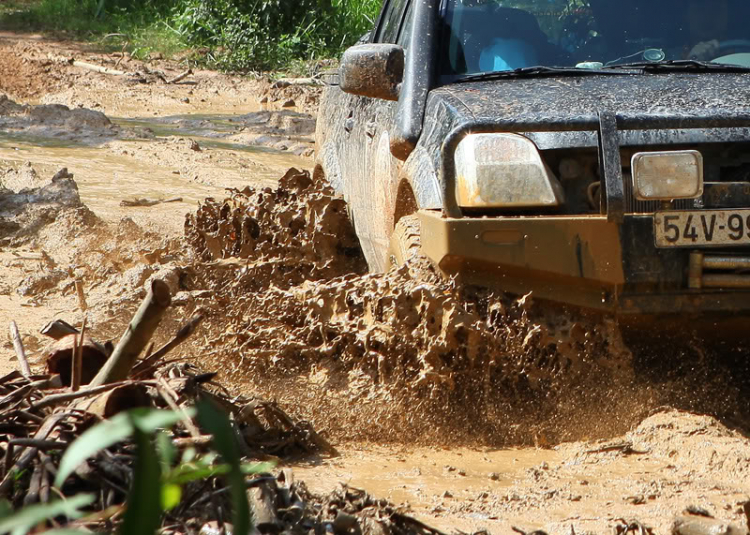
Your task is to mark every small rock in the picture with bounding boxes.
[181,97,190,104]
[259,96,269,104]
[52,168,74,181]
[672,516,748,535]
[189,140,202,152]
[489,472,500,481]
[457,469,466,476]
[281,99,296,108]
[443,491,453,498]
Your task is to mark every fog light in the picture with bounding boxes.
[632,150,703,201]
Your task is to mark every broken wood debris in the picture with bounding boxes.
[0,278,447,534]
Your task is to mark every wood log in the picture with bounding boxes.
[90,279,171,386]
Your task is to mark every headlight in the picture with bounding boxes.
[454,133,564,209]
[632,150,703,201]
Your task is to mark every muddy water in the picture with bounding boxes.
[0,124,307,235]
[293,446,561,532]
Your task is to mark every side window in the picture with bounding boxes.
[396,1,414,49]
[375,0,409,44]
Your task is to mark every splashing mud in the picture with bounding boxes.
[182,170,664,446]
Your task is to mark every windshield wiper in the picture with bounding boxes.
[454,65,639,83]
[604,59,750,73]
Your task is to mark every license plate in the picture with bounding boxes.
[654,210,750,247]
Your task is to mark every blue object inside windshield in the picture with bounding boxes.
[478,38,539,72]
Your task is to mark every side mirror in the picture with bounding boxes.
[339,44,404,101]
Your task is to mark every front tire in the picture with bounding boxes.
[388,214,423,268]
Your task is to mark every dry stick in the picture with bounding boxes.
[167,69,193,84]
[90,279,171,387]
[71,60,126,76]
[75,280,88,313]
[9,321,31,377]
[135,311,204,374]
[31,380,157,411]
[0,413,68,493]
[156,377,201,438]
[71,317,87,392]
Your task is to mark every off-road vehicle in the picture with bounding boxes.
[315,0,750,324]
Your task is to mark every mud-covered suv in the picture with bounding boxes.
[315,0,750,320]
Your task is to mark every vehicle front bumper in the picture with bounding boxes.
[418,209,750,316]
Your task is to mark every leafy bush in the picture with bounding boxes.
[0,0,383,70]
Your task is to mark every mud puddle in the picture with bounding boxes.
[293,446,560,533]
[0,137,307,235]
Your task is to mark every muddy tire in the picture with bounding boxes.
[389,214,423,268]
[388,215,441,283]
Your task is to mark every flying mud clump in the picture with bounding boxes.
[185,167,368,287]
[184,169,634,445]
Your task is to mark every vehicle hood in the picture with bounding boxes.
[435,73,750,126]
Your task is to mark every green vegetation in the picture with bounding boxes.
[0,0,382,71]
[0,403,272,534]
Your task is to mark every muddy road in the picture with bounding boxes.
[2,32,750,535]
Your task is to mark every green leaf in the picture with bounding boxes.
[56,409,188,488]
[166,464,229,485]
[0,494,94,535]
[156,431,176,471]
[161,483,182,511]
[130,407,195,435]
[180,447,197,464]
[118,423,163,535]
[0,502,12,520]
[197,399,252,535]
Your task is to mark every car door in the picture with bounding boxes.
[340,0,414,272]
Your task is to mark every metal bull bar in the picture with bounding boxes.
[440,111,750,221]
[689,251,750,289]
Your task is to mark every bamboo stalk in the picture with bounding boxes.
[90,280,171,386]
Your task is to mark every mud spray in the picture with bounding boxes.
[180,168,747,447]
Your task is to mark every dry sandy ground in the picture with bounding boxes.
[1,31,750,535]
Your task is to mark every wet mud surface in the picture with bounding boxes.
[2,32,750,535]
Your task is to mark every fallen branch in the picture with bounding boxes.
[271,77,322,88]
[31,380,154,411]
[167,69,193,84]
[134,311,204,376]
[71,60,126,76]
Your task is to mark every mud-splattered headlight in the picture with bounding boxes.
[632,150,704,201]
[454,133,564,208]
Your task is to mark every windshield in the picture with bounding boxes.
[440,0,750,77]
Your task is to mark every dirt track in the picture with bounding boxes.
[2,32,750,535]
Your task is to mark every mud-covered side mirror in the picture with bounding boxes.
[339,44,404,101]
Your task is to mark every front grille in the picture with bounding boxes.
[622,171,698,214]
